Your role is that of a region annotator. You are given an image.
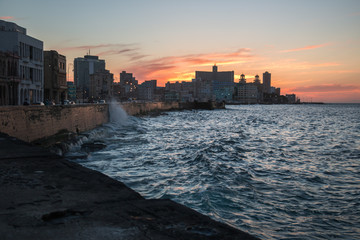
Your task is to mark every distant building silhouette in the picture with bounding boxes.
[74,55,105,101]
[165,81,195,102]
[138,80,157,101]
[0,20,43,105]
[235,74,258,104]
[286,94,296,104]
[44,50,67,104]
[119,71,138,100]
[195,65,234,102]
[263,71,271,94]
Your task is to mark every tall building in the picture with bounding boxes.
[0,20,43,105]
[44,50,67,104]
[74,55,105,100]
[195,65,234,102]
[263,71,271,94]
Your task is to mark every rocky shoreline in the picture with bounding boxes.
[0,133,259,240]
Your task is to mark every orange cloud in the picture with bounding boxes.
[0,16,15,20]
[281,43,330,53]
[123,48,255,85]
[267,59,341,70]
[289,84,360,93]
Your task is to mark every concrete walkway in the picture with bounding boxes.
[0,133,259,240]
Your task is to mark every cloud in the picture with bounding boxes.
[267,59,341,70]
[281,43,330,53]
[97,48,139,56]
[0,16,15,20]
[59,43,135,52]
[289,84,360,93]
[124,48,255,84]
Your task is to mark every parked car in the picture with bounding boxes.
[99,100,106,104]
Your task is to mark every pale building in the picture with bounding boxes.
[0,20,43,105]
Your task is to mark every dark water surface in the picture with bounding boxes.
[68,104,360,239]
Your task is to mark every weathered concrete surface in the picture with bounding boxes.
[0,134,259,240]
[0,104,108,142]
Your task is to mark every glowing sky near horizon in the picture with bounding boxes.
[1,0,359,103]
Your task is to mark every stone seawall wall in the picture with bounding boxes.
[0,101,222,143]
[0,104,109,142]
[120,102,180,115]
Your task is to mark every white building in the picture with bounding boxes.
[0,20,43,104]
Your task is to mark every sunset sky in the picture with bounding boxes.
[1,0,359,103]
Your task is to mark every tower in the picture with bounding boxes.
[239,74,246,84]
[263,71,271,93]
[213,64,218,72]
[254,74,260,84]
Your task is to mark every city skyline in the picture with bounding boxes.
[1,0,359,103]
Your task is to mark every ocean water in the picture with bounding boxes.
[67,103,360,240]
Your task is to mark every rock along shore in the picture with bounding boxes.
[0,133,259,240]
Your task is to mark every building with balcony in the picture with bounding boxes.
[0,51,20,105]
[44,50,67,104]
[0,20,43,105]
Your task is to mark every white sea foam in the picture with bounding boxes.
[109,100,129,126]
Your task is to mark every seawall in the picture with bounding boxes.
[0,104,109,142]
[0,101,224,142]
[120,101,180,115]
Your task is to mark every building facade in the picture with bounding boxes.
[138,80,157,101]
[44,50,67,104]
[67,81,76,101]
[195,65,234,102]
[89,70,113,101]
[74,55,105,100]
[0,20,43,105]
[0,51,20,105]
[165,81,195,102]
[119,71,138,99]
